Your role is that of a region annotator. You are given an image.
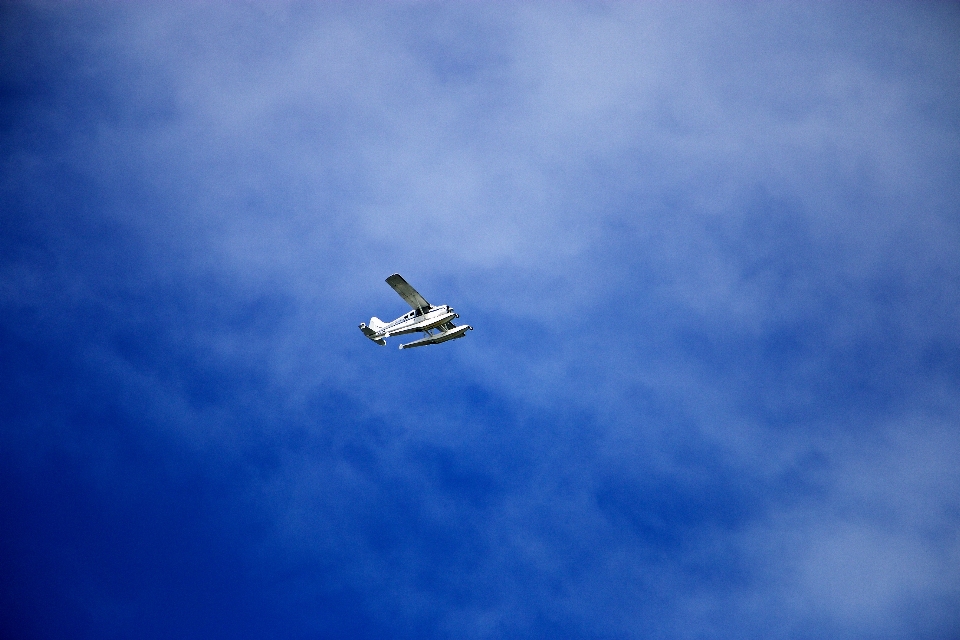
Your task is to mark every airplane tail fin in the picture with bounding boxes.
[359,317,387,346]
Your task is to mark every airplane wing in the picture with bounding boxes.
[385,274,431,310]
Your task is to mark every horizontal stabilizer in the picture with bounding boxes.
[358,322,387,345]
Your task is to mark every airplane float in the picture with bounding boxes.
[359,274,473,349]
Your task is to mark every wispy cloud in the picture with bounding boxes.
[2,2,959,638]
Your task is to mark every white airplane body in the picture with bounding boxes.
[359,274,473,349]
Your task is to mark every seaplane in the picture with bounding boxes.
[359,274,473,349]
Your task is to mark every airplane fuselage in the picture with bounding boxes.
[364,305,457,338]
[384,306,456,336]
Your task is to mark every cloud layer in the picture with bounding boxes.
[2,3,959,638]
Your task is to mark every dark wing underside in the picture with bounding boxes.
[386,274,431,310]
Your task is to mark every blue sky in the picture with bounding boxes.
[2,2,959,638]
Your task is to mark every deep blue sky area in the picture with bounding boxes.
[2,3,960,639]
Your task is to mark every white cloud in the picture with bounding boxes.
[5,2,960,637]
